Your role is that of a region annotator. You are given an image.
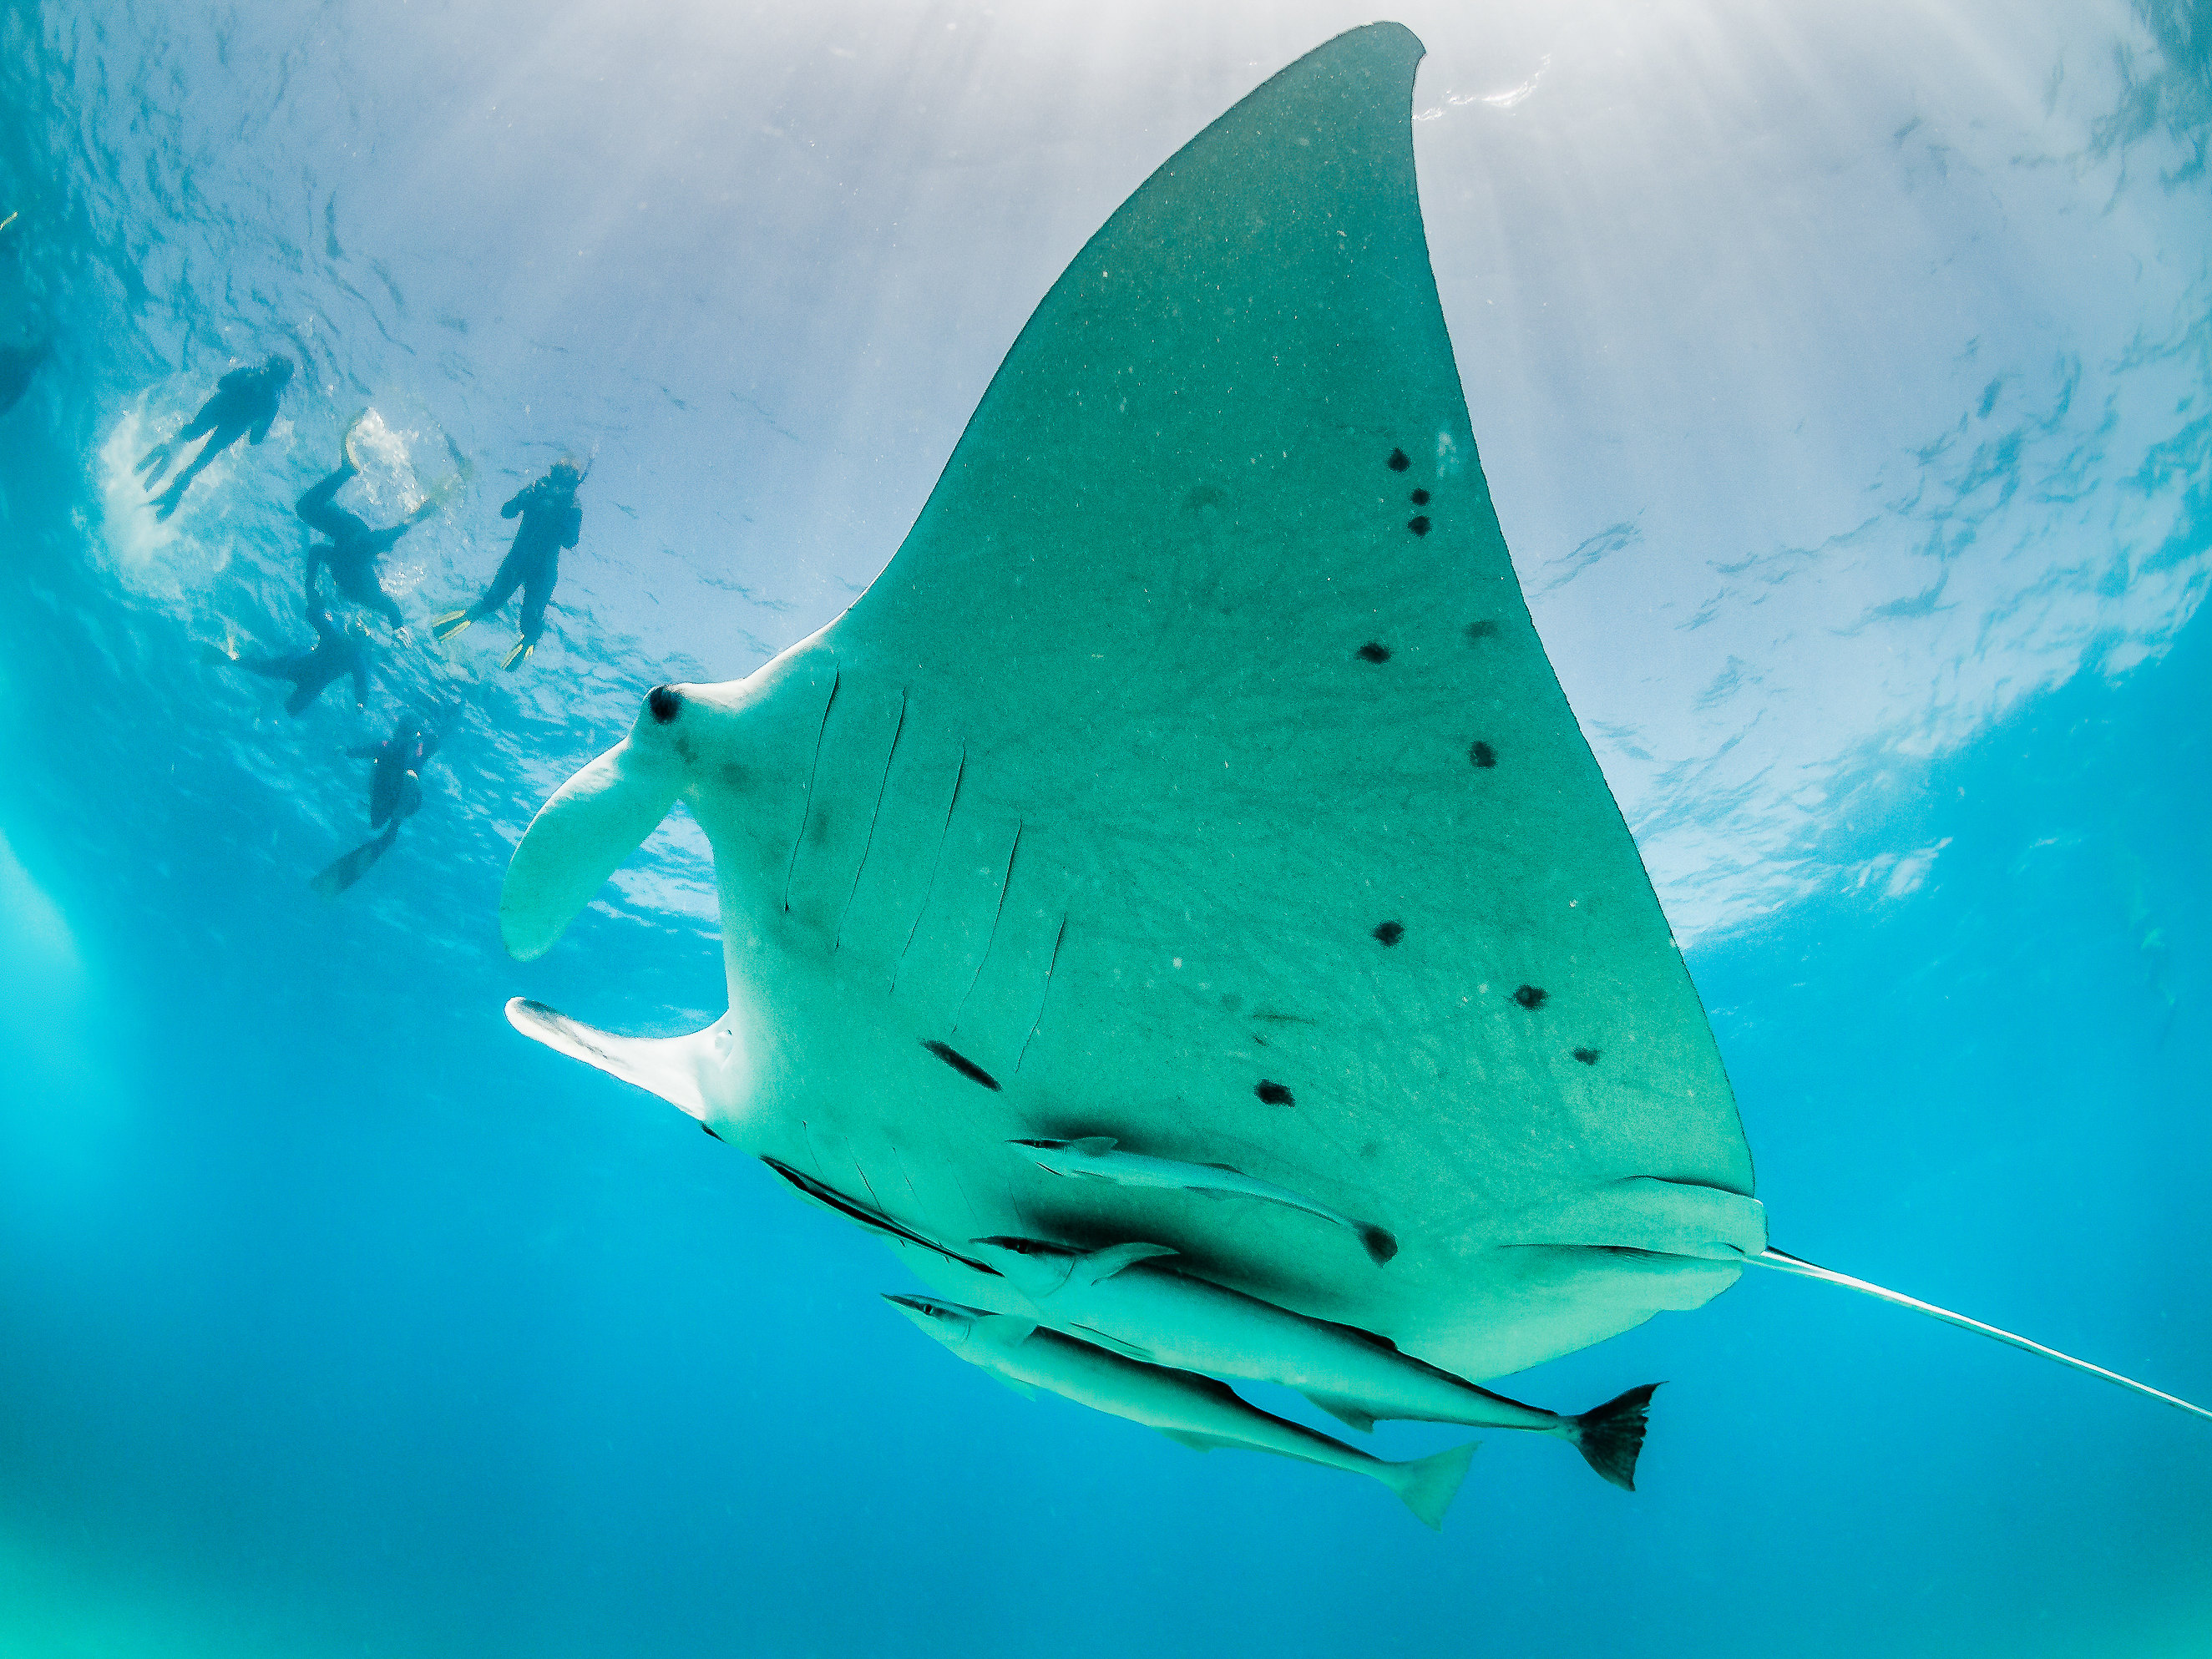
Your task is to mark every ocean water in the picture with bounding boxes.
[2,2,2208,1656]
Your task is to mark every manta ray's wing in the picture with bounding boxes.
[505,23,1754,1381]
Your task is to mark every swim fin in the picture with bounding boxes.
[502,635,534,671]
[340,407,370,468]
[429,610,473,643]
[311,822,401,898]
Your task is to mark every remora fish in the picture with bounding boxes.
[970,1236,1658,1490]
[884,1295,1476,1529]
[1011,1136,1398,1266]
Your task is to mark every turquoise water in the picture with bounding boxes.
[3,3,2209,1656]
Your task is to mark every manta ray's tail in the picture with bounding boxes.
[1386,1439,1477,1531]
[1749,1248,2212,1423]
[1567,1383,1662,1491]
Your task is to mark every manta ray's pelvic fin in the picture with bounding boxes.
[1750,1247,2212,1423]
[504,996,731,1125]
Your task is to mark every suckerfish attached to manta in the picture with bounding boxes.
[1010,1136,1399,1265]
[883,1294,1477,1529]
[969,1236,1658,1490]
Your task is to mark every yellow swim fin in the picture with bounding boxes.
[429,609,473,643]
[502,636,534,671]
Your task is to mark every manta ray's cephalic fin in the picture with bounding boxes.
[504,996,735,1125]
[500,691,691,961]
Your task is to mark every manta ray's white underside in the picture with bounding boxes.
[499,22,1768,1384]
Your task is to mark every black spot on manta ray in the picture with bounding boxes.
[1470,741,1496,768]
[1465,620,1500,640]
[1373,921,1404,946]
[648,684,682,723]
[1254,1080,1295,1105]
[922,1039,1001,1091]
[1357,641,1391,663]
[1573,1048,1602,1065]
[1511,984,1547,1010]
[1410,488,1430,505]
[1388,448,1410,472]
[1408,516,1431,537]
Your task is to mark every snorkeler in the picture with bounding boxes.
[430,458,584,670]
[137,353,294,520]
[296,415,455,633]
[0,336,50,417]
[207,601,372,718]
[311,710,444,897]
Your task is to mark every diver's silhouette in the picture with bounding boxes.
[0,337,50,417]
[210,602,372,717]
[312,711,443,896]
[297,417,446,633]
[432,459,583,670]
[137,354,293,519]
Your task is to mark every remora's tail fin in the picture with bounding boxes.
[1749,1248,2212,1424]
[1568,1383,1661,1491]
[1389,1440,1477,1531]
[499,708,686,960]
[1358,1224,1400,1266]
[505,997,730,1124]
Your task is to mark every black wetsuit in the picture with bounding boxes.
[141,357,291,519]
[352,717,441,829]
[459,477,581,649]
[314,714,443,896]
[299,459,411,630]
[238,605,371,717]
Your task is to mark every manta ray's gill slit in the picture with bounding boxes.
[849,1155,889,1214]
[922,1039,1001,1091]
[891,746,965,991]
[834,688,909,953]
[952,820,1025,1029]
[1015,913,1069,1075]
[1470,741,1497,768]
[782,670,841,914]
[888,1143,923,1211]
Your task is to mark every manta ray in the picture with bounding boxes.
[497,23,2206,1459]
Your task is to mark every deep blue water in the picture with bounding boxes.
[3,3,2209,1656]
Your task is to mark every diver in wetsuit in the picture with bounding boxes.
[211,601,372,718]
[311,710,443,897]
[430,459,583,670]
[137,354,293,520]
[296,418,446,633]
[0,337,49,417]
